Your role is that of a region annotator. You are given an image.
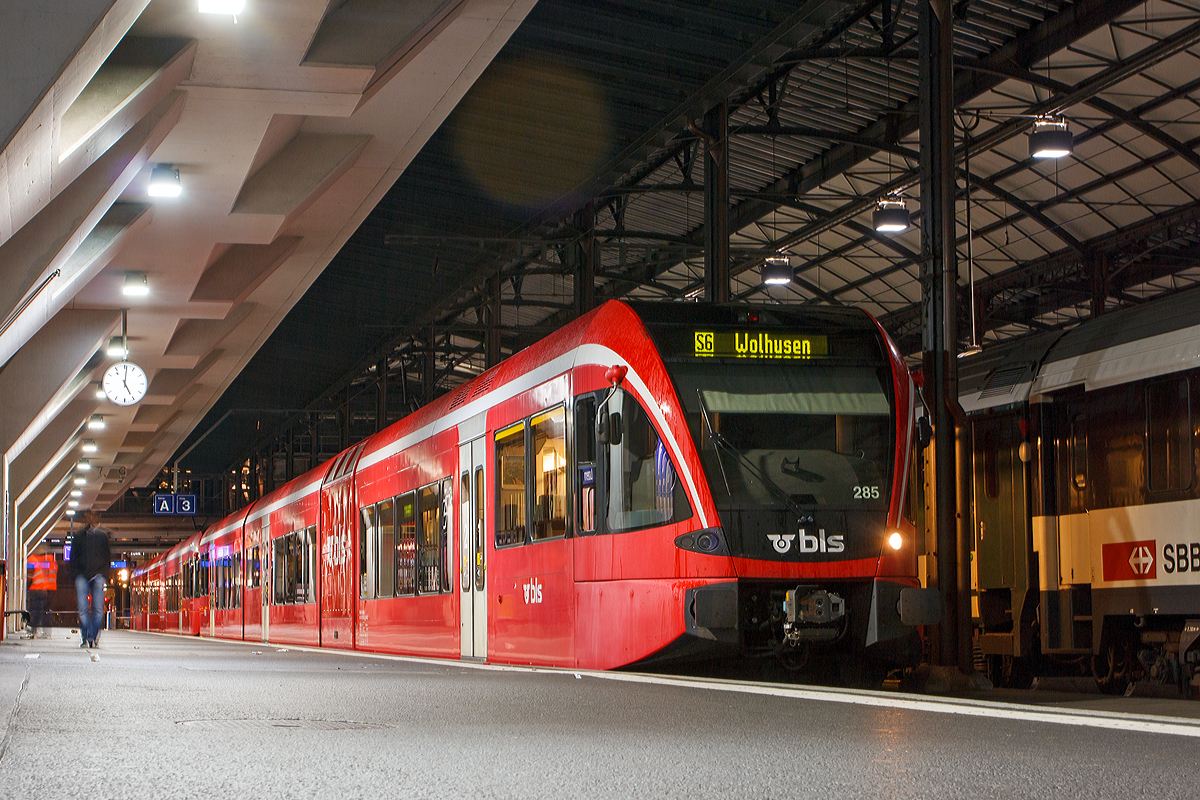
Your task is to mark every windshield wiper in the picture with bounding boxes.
[696,391,806,519]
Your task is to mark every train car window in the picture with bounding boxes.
[604,390,691,532]
[247,545,261,590]
[418,483,443,593]
[983,428,999,500]
[1148,378,1192,492]
[496,421,528,547]
[377,498,396,598]
[273,528,315,605]
[1070,412,1088,491]
[575,397,597,535]
[474,467,486,589]
[461,472,471,592]
[359,504,377,599]
[531,407,568,541]
[396,492,417,595]
[441,477,453,592]
[199,554,210,598]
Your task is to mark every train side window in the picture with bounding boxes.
[377,499,396,598]
[247,545,261,590]
[1148,378,1192,492]
[604,389,692,532]
[1070,412,1088,491]
[460,472,471,592]
[441,477,453,592]
[531,407,567,541]
[474,467,486,589]
[495,421,527,547]
[418,483,444,593]
[396,492,417,595]
[575,396,597,535]
[359,505,377,600]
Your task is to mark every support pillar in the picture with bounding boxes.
[920,0,970,673]
[377,358,388,432]
[423,326,436,403]
[573,202,596,315]
[703,101,730,303]
[485,274,502,369]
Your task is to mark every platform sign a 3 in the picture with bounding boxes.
[153,494,174,515]
[174,494,196,515]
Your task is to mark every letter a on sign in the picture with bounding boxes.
[153,493,174,515]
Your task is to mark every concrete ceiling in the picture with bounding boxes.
[2,0,535,581]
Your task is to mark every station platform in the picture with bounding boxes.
[3,630,1199,798]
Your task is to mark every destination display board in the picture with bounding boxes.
[691,330,829,360]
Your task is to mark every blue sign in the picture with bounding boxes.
[174,494,196,515]
[110,560,127,568]
[580,466,594,486]
[153,493,197,515]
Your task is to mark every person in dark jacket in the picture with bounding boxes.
[71,511,111,648]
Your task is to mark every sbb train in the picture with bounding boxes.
[133,300,938,673]
[958,286,1200,694]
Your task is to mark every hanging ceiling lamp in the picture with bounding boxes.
[1029,116,1072,159]
[873,197,910,233]
[761,255,793,285]
[147,164,182,197]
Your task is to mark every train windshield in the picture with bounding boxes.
[668,363,894,511]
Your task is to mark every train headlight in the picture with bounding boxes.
[887,531,904,551]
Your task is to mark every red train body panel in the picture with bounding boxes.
[132,301,935,671]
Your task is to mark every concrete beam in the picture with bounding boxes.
[0,0,150,241]
[10,395,96,502]
[0,90,184,363]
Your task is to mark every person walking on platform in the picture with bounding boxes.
[71,511,110,648]
[26,552,58,638]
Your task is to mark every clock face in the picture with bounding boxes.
[103,362,147,406]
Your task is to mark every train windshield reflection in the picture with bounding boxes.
[669,363,894,510]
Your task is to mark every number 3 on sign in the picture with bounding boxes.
[853,486,880,499]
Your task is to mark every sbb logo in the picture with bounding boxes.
[1163,542,1200,574]
[1102,539,1157,581]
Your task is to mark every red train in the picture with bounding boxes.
[132,300,937,672]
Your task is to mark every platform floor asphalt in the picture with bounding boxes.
[3,629,1199,799]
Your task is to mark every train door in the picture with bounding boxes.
[320,451,360,649]
[973,414,1033,656]
[261,522,270,643]
[459,436,487,659]
[1058,404,1091,585]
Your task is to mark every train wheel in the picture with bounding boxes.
[1092,640,1130,695]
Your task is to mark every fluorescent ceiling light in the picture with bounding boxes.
[69,501,79,508]
[71,490,83,498]
[82,439,98,453]
[88,415,106,430]
[66,509,76,517]
[74,477,87,486]
[77,459,92,472]
[1029,117,1072,159]
[147,164,182,197]
[761,255,792,285]
[106,337,128,358]
[122,272,149,297]
[94,383,107,399]
[873,198,910,233]
[199,0,245,14]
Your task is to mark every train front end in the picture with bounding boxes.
[637,303,939,671]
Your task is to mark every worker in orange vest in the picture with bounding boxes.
[27,553,58,638]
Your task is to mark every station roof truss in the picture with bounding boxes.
[185,0,1200,478]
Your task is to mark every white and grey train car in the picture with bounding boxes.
[957,288,1200,694]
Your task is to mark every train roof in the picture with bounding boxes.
[961,284,1200,411]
